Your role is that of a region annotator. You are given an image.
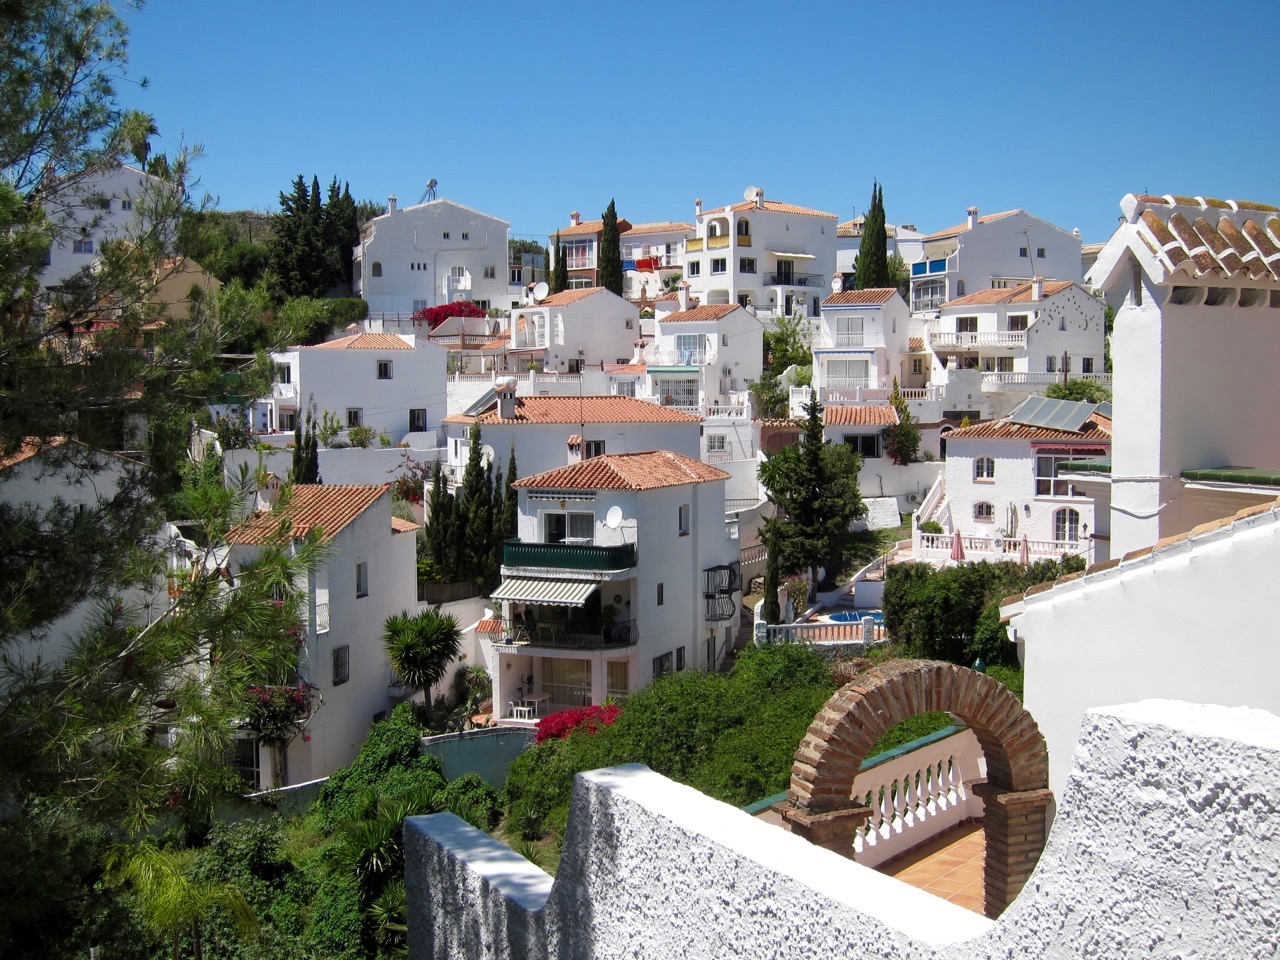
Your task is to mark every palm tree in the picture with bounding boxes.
[382,608,462,716]
[104,842,258,960]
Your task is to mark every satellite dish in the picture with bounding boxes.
[531,281,549,303]
[418,178,439,204]
[744,185,764,202]
[480,444,495,465]
[605,506,623,529]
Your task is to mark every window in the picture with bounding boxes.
[442,231,450,239]
[568,277,594,289]
[1036,455,1088,497]
[355,562,368,598]
[615,380,635,397]
[1059,316,1066,331]
[510,267,522,284]
[843,434,881,459]
[372,261,382,277]
[957,316,978,333]
[346,408,363,427]
[475,299,490,312]
[686,260,701,277]
[957,280,966,297]
[73,239,93,254]
[912,358,924,375]
[737,293,750,308]
[450,265,465,279]
[974,501,995,522]
[675,333,704,364]
[721,333,729,347]
[834,315,864,347]
[276,364,291,384]
[655,378,698,406]
[1008,314,1028,332]
[545,511,593,544]
[333,644,351,685]
[280,411,296,431]
[678,503,690,536]
[413,299,429,312]
[408,408,426,431]
[462,232,469,240]
[997,356,1014,372]
[739,257,756,273]
[564,239,593,270]
[1054,508,1081,542]
[657,582,664,605]
[653,651,672,678]
[973,457,996,482]
[1037,247,1046,258]
[676,646,686,671]
[912,278,946,312]
[567,357,583,374]
[232,737,260,790]
[1019,247,1028,258]
[826,357,869,389]
[707,434,727,453]
[120,198,133,211]
[736,218,750,237]
[483,265,496,279]
[1046,356,1057,373]
[711,257,727,274]
[583,440,605,459]
[377,360,393,380]
[1082,357,1094,374]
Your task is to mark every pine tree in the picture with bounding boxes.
[550,231,568,293]
[854,181,890,290]
[598,199,623,296]
[323,178,359,293]
[423,460,456,580]
[456,423,491,583]
[501,450,518,540]
[883,378,921,465]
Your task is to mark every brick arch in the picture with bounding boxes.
[780,659,1051,918]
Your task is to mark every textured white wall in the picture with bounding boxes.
[407,698,1280,959]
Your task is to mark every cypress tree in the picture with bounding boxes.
[424,460,455,580]
[854,181,890,290]
[598,199,623,296]
[501,449,518,539]
[456,423,491,582]
[550,231,568,293]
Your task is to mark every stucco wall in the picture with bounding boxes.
[406,698,1280,959]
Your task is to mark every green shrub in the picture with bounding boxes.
[986,664,1024,701]
[918,519,943,534]
[868,712,954,756]
[442,773,501,830]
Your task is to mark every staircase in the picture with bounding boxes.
[718,601,757,673]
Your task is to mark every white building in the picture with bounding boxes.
[806,287,912,409]
[622,221,691,303]
[910,208,1083,316]
[683,189,838,319]
[549,210,632,291]
[42,163,169,291]
[1085,193,1280,556]
[926,279,1108,399]
[227,484,419,786]
[506,287,641,372]
[353,197,517,316]
[255,332,448,443]
[835,217,925,279]
[483,451,741,715]
[643,298,761,410]
[913,396,1111,565]
[440,388,703,484]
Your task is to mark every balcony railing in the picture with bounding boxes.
[644,347,716,367]
[707,235,731,249]
[737,235,751,247]
[766,272,825,287]
[912,295,945,313]
[272,381,296,399]
[497,617,637,649]
[503,539,637,571]
[927,330,1027,349]
[816,332,885,349]
[686,238,704,252]
[981,371,1113,388]
[824,377,871,391]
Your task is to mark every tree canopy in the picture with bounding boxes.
[854,180,890,290]
[268,174,359,298]
[598,199,623,296]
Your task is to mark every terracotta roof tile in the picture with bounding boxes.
[947,414,1111,443]
[475,618,504,634]
[537,287,606,307]
[836,217,899,239]
[1126,193,1280,282]
[922,210,1021,241]
[513,450,729,491]
[602,362,646,374]
[622,221,693,236]
[309,333,414,350]
[908,337,925,351]
[824,405,899,427]
[660,304,740,323]
[943,280,1075,308]
[822,288,898,306]
[391,516,422,534]
[0,436,67,471]
[557,217,633,237]
[706,199,837,219]
[441,395,702,426]
[229,485,388,545]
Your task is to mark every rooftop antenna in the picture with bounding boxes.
[418,178,438,204]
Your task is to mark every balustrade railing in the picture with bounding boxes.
[981,371,1113,388]
[916,531,1086,561]
[766,272,825,287]
[927,330,1027,349]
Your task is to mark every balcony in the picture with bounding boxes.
[737,235,751,247]
[912,295,946,313]
[497,616,637,650]
[503,539,637,572]
[686,238,704,252]
[816,332,885,350]
[927,329,1026,349]
[707,235,731,249]
[766,272,825,287]
[981,371,1113,390]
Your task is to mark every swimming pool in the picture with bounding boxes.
[826,609,885,624]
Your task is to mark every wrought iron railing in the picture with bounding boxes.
[497,617,637,649]
[502,539,637,571]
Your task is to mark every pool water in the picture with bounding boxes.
[828,609,885,624]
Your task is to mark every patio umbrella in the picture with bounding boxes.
[1018,534,1031,566]
[950,529,966,562]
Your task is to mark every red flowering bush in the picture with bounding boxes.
[534,704,621,744]
[243,682,316,747]
[411,300,486,330]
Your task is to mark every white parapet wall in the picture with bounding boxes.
[406,699,1280,959]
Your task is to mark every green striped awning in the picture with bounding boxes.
[491,578,599,607]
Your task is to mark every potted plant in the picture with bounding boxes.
[600,603,617,643]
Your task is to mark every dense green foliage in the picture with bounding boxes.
[550,231,567,294]
[883,557,1085,667]
[598,199,623,296]
[883,378,921,464]
[504,643,837,839]
[269,175,360,298]
[853,181,889,290]
[382,608,462,717]
[1045,378,1112,404]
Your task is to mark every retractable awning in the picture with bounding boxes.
[491,577,599,607]
[768,251,817,260]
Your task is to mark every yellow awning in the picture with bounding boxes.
[491,577,599,607]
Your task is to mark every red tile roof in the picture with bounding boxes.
[309,333,414,350]
[622,221,693,236]
[603,362,646,374]
[557,218,633,237]
[391,516,422,534]
[943,280,1075,308]
[823,288,898,306]
[229,485,388,545]
[660,304,741,323]
[0,436,67,471]
[825,405,899,427]
[706,199,837,219]
[475,618,504,634]
[923,210,1021,241]
[908,337,925,351]
[946,414,1111,443]
[537,287,606,307]
[836,217,899,239]
[513,450,729,491]
[1121,194,1280,283]
[442,395,702,426]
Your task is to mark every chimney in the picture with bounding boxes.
[677,281,691,312]
[570,210,581,227]
[754,188,765,210]
[631,337,646,364]
[695,198,703,217]
[1031,276,1044,301]
[495,376,518,420]
[966,206,978,230]
[388,195,398,216]
[831,272,844,295]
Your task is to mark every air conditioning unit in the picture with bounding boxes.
[907,493,921,503]
[722,365,733,377]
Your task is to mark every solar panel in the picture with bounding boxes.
[1096,401,1113,419]
[1010,396,1097,433]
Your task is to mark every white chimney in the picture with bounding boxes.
[677,281,691,312]
[966,206,978,230]
[570,210,581,227]
[631,337,645,364]
[754,188,765,210]
[388,195,398,216]
[695,198,703,217]
[495,376,518,420]
[832,272,844,295]
[1031,276,1044,301]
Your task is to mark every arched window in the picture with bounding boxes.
[1054,508,1080,542]
[737,218,751,237]
[957,279,966,297]
[974,502,995,522]
[371,261,383,278]
[708,222,722,238]
[974,456,995,481]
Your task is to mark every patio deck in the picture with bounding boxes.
[880,820,985,914]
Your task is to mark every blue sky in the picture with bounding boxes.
[123,0,1279,246]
